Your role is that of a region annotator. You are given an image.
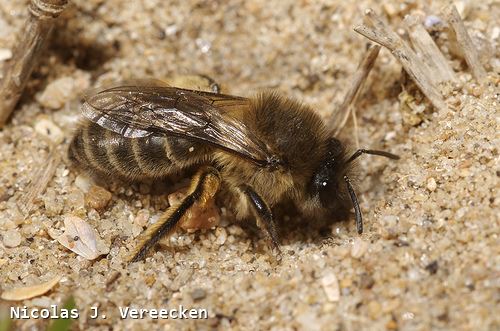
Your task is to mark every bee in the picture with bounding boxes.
[68,78,399,262]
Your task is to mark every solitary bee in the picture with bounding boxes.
[68,78,398,262]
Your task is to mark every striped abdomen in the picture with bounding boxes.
[68,121,212,180]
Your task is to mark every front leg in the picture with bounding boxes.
[129,166,221,262]
[242,186,280,253]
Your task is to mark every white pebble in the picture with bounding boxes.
[37,77,75,109]
[215,227,227,245]
[37,72,90,109]
[34,119,64,144]
[351,238,369,259]
[0,48,12,62]
[134,209,150,227]
[3,229,22,247]
[427,177,437,192]
[321,271,340,302]
[74,174,93,193]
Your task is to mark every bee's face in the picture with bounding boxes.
[309,138,353,217]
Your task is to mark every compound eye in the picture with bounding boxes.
[312,171,333,205]
[318,179,332,204]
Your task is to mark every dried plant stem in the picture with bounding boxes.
[443,4,487,83]
[351,108,359,149]
[404,14,456,85]
[0,0,69,128]
[354,9,448,111]
[329,44,380,135]
[17,149,61,217]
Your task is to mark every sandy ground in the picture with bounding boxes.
[0,0,498,330]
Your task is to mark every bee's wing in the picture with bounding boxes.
[82,81,272,164]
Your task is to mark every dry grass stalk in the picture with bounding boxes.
[329,44,381,136]
[443,4,487,83]
[404,14,457,85]
[354,9,448,111]
[0,0,69,127]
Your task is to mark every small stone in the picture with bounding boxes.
[42,188,63,217]
[134,209,150,227]
[425,260,439,275]
[66,189,85,212]
[340,277,352,288]
[321,271,340,302]
[215,227,227,245]
[351,238,369,258]
[426,178,437,192]
[3,229,22,247]
[382,3,397,16]
[0,48,12,62]
[85,186,112,210]
[359,273,375,289]
[367,300,382,319]
[34,119,64,144]
[47,228,63,240]
[75,174,93,193]
[190,288,207,301]
[386,319,398,330]
[37,72,90,110]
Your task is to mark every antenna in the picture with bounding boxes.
[346,149,399,164]
[344,148,399,234]
[344,175,363,234]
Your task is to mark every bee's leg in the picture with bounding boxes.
[242,186,281,253]
[128,166,221,262]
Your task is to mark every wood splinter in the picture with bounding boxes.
[404,14,457,85]
[443,4,487,83]
[0,0,69,128]
[354,8,448,112]
[329,44,381,141]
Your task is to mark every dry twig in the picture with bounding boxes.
[443,4,487,83]
[329,44,381,135]
[354,9,448,111]
[0,0,69,127]
[404,14,456,85]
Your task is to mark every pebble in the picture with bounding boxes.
[359,273,375,289]
[66,189,85,212]
[34,119,64,144]
[3,229,22,247]
[85,186,112,210]
[75,174,93,193]
[321,271,340,302]
[367,300,382,319]
[190,288,207,301]
[0,48,12,62]
[215,227,227,245]
[351,238,369,259]
[43,188,63,217]
[37,72,90,109]
[134,209,150,227]
[47,228,63,240]
[426,177,437,192]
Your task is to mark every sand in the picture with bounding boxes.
[0,0,498,330]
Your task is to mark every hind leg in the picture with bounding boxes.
[128,166,221,262]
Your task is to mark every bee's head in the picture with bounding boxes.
[309,138,399,234]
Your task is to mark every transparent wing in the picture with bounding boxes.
[81,80,272,165]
